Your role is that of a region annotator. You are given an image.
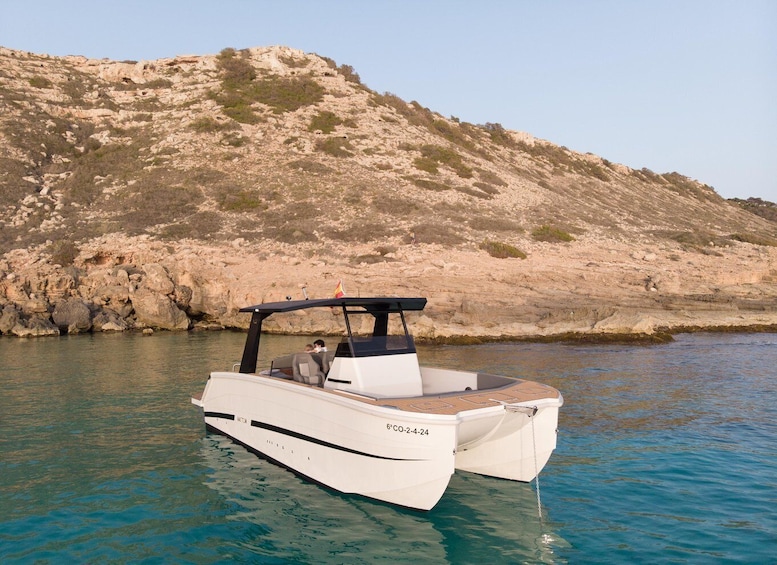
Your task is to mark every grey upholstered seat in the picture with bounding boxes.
[292,352,325,386]
[311,351,335,374]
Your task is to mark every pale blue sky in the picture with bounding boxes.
[3,1,775,202]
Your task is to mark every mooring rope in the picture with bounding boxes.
[495,402,544,522]
[530,408,543,523]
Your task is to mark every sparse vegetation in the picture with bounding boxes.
[411,178,451,192]
[222,132,248,147]
[664,231,728,248]
[415,145,472,178]
[323,221,396,243]
[29,76,52,89]
[729,233,777,247]
[190,117,237,134]
[337,64,361,85]
[1,46,774,277]
[729,197,777,223]
[532,225,575,243]
[472,182,500,196]
[308,111,343,134]
[662,172,718,202]
[115,171,204,233]
[217,188,267,212]
[250,76,325,114]
[213,48,325,122]
[316,137,353,157]
[480,240,527,259]
[483,123,515,147]
[217,48,256,87]
[48,240,79,266]
[413,156,439,174]
[371,92,481,155]
[455,185,494,199]
[468,216,523,232]
[410,223,466,246]
[351,253,396,265]
[287,159,334,175]
[477,169,508,186]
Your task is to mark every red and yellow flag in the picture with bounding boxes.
[334,280,345,298]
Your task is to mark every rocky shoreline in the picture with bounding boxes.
[2,234,776,341]
[2,47,775,343]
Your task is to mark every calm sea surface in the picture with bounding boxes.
[1,331,775,564]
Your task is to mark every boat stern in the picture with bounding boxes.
[191,391,204,408]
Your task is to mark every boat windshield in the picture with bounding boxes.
[345,334,416,357]
[338,306,417,357]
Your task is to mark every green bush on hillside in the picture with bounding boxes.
[479,240,526,259]
[316,137,353,157]
[308,111,343,134]
[417,145,472,178]
[532,225,575,243]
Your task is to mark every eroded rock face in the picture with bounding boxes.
[92,309,129,332]
[11,314,60,337]
[130,288,190,331]
[52,297,93,334]
[0,304,21,334]
[1,233,776,339]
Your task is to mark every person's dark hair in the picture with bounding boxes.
[314,339,325,348]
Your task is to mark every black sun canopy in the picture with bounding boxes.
[238,297,427,373]
[239,297,427,314]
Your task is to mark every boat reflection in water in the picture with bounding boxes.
[198,433,567,563]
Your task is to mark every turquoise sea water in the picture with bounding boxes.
[1,331,775,563]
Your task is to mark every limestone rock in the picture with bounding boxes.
[141,263,176,295]
[92,309,130,332]
[0,304,21,334]
[131,287,190,330]
[11,314,60,337]
[52,297,93,334]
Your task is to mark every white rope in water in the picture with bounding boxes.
[530,409,543,522]
[496,402,543,522]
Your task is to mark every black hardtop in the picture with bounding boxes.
[237,297,426,374]
[240,297,427,314]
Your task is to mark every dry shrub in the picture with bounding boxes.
[479,240,526,259]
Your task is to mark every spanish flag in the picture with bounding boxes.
[334,280,345,298]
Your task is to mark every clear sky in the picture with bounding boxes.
[2,0,776,202]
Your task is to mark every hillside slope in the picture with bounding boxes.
[1,46,775,338]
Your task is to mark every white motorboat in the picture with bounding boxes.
[191,297,563,511]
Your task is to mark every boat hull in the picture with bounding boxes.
[455,398,560,481]
[196,372,459,510]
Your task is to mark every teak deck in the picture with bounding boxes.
[262,373,560,416]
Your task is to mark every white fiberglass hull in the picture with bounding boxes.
[194,371,459,510]
[194,369,562,510]
[455,398,560,481]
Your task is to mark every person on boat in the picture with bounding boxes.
[313,339,327,352]
[304,344,314,352]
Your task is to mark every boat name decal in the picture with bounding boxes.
[252,420,424,461]
[386,423,429,436]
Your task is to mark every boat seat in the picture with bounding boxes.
[292,353,325,386]
[311,351,336,374]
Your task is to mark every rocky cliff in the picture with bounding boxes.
[1,46,775,339]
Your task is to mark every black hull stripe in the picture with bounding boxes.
[204,411,235,420]
[251,420,417,461]
[203,414,422,461]
[203,424,432,511]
